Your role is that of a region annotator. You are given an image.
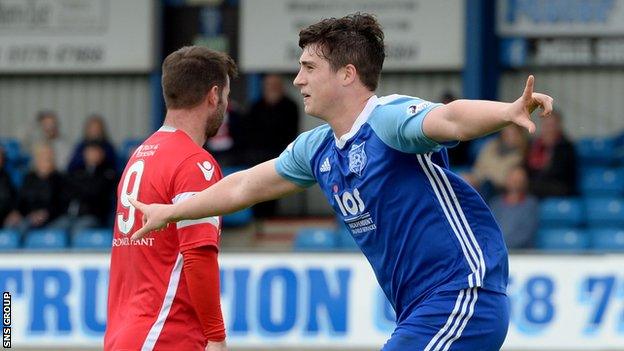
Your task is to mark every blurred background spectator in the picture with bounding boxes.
[0,146,16,226]
[243,74,299,166]
[243,74,300,218]
[461,125,528,201]
[24,110,72,170]
[3,143,66,233]
[68,114,119,173]
[526,110,577,198]
[49,141,117,234]
[490,166,539,249]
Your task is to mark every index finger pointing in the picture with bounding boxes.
[523,75,535,100]
[131,226,150,241]
[129,198,145,212]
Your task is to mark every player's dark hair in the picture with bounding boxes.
[298,13,385,91]
[162,46,238,109]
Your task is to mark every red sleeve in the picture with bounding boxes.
[183,245,226,342]
[171,152,223,252]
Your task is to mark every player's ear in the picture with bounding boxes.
[206,85,220,107]
[341,64,357,86]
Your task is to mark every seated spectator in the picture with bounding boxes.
[490,166,538,249]
[462,125,528,200]
[526,110,577,197]
[24,110,72,170]
[0,147,16,226]
[4,144,66,233]
[50,141,117,233]
[68,114,118,172]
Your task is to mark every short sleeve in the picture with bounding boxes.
[171,152,223,252]
[275,125,331,188]
[370,97,456,154]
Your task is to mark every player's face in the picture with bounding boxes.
[205,76,230,139]
[293,45,341,119]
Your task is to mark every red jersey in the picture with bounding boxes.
[105,126,223,351]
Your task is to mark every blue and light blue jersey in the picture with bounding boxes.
[276,95,508,322]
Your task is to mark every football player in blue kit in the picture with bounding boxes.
[129,13,553,350]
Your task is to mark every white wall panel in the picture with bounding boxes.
[0,75,151,147]
[377,72,463,101]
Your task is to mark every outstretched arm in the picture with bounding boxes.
[423,75,554,142]
[130,159,303,240]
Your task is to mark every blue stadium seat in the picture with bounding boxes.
[0,138,23,162]
[293,228,337,251]
[576,137,617,166]
[585,197,624,228]
[590,229,624,252]
[1,138,30,188]
[579,168,624,197]
[72,228,112,250]
[537,228,590,251]
[0,229,20,251]
[222,210,253,227]
[539,197,584,228]
[335,222,359,252]
[615,133,624,165]
[24,229,68,250]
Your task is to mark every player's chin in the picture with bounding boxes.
[303,104,315,115]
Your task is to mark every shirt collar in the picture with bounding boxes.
[334,95,379,149]
[158,125,177,132]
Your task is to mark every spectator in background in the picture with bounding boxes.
[0,147,16,226]
[3,143,66,233]
[25,110,72,169]
[68,114,118,173]
[244,74,299,165]
[243,74,300,217]
[490,166,538,249]
[462,125,528,200]
[50,141,117,233]
[526,109,577,197]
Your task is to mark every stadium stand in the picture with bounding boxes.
[585,197,624,229]
[293,228,338,252]
[590,228,624,252]
[539,197,585,228]
[23,229,69,250]
[0,229,20,251]
[72,228,113,251]
[537,228,590,252]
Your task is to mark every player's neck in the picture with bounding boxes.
[327,92,375,138]
[163,109,207,146]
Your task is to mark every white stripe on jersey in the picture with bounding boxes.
[171,192,220,230]
[425,153,486,285]
[141,253,184,351]
[416,155,480,284]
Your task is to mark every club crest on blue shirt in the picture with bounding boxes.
[348,142,367,177]
[407,102,432,116]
